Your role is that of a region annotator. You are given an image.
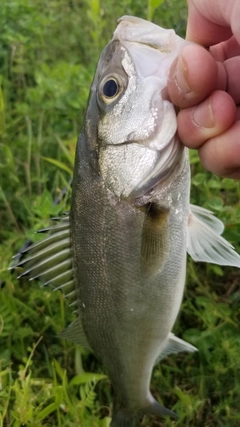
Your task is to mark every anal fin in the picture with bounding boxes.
[157,332,197,362]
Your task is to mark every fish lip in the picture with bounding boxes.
[115,15,186,52]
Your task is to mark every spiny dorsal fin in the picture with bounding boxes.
[12,213,76,311]
[187,205,240,267]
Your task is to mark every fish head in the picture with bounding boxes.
[88,16,191,200]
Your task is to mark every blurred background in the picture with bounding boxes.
[1,1,240,426]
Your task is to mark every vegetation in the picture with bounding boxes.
[1,0,240,426]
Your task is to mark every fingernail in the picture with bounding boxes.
[192,98,214,129]
[175,54,191,93]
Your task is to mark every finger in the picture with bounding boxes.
[236,106,240,120]
[215,61,227,91]
[187,0,240,46]
[186,0,232,45]
[198,120,240,179]
[210,36,240,61]
[177,91,236,148]
[224,57,240,104]
[168,45,219,109]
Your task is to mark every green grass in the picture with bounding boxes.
[1,0,240,426]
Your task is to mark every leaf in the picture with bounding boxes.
[147,0,164,21]
[54,134,75,166]
[189,149,200,165]
[149,0,164,8]
[210,265,224,276]
[69,372,107,386]
[42,157,73,175]
[208,178,222,189]
[100,418,112,427]
[84,388,97,410]
[221,178,236,190]
[205,197,224,211]
[192,173,206,187]
[53,359,67,382]
[36,402,59,421]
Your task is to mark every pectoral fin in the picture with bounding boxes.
[60,317,92,351]
[187,205,240,267]
[141,204,169,277]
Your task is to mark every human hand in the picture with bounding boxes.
[168,0,240,178]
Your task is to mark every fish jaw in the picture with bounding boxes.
[114,15,190,61]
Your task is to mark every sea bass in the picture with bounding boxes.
[16,16,240,426]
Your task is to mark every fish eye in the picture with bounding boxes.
[102,79,119,98]
[99,74,126,105]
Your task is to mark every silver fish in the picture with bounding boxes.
[15,16,240,427]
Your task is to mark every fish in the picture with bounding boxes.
[14,16,240,427]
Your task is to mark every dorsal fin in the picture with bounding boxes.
[11,213,76,311]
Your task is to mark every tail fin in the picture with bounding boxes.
[111,398,177,426]
[148,398,178,419]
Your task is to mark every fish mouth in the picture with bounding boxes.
[114,15,189,79]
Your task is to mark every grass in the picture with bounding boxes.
[1,0,240,426]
